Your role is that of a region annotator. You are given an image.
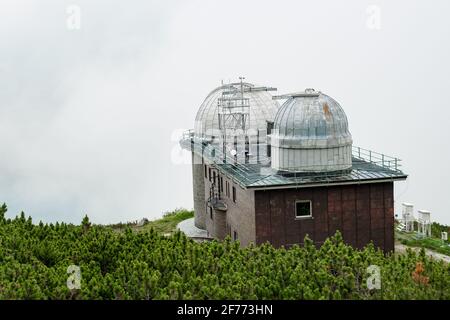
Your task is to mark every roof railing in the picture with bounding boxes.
[182,129,194,141]
[352,146,402,172]
[180,135,405,186]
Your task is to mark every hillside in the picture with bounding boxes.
[0,204,449,300]
[108,209,194,235]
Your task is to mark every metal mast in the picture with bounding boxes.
[218,77,250,163]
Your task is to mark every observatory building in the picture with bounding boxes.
[180,80,407,252]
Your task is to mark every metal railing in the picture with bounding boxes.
[352,146,402,172]
[180,131,406,187]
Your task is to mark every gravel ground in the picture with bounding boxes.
[395,243,450,263]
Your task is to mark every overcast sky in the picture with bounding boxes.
[1,0,449,224]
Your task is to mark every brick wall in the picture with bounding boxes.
[203,164,256,246]
[225,182,255,246]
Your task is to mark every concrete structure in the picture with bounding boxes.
[192,152,206,228]
[180,81,408,253]
[176,218,210,241]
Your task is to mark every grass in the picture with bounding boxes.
[396,229,450,256]
[108,208,194,235]
[140,209,194,234]
[400,237,450,256]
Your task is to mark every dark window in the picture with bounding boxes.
[233,136,238,162]
[208,168,212,181]
[232,186,236,203]
[267,121,274,135]
[245,136,250,163]
[213,171,216,185]
[210,206,213,219]
[295,201,312,218]
[233,231,238,241]
[267,121,274,158]
[204,165,207,178]
[220,177,223,193]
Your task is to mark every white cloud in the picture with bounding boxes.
[1,0,450,224]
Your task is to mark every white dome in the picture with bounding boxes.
[194,82,279,141]
[194,82,279,163]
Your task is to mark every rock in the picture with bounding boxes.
[137,218,149,227]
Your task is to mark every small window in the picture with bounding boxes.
[220,177,224,193]
[210,206,213,220]
[295,200,312,218]
[232,186,237,203]
[267,121,274,135]
[204,165,207,178]
[213,171,216,184]
[208,168,212,181]
[233,231,238,241]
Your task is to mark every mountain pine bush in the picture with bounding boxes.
[0,204,449,300]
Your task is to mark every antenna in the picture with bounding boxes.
[218,77,250,163]
[239,76,245,99]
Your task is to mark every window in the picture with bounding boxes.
[213,171,216,185]
[204,165,207,178]
[267,121,274,135]
[233,231,238,241]
[232,186,237,203]
[295,200,312,218]
[208,168,212,181]
[209,206,213,220]
[220,177,223,193]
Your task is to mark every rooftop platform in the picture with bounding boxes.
[180,131,407,190]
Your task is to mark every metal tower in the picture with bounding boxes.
[218,77,251,163]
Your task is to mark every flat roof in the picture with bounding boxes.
[180,135,407,190]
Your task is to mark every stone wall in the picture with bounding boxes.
[192,152,206,229]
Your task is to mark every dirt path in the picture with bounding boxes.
[395,244,450,263]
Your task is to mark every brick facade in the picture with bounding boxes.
[201,164,395,252]
[254,182,394,252]
[203,164,256,246]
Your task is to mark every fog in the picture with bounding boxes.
[1,0,449,224]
